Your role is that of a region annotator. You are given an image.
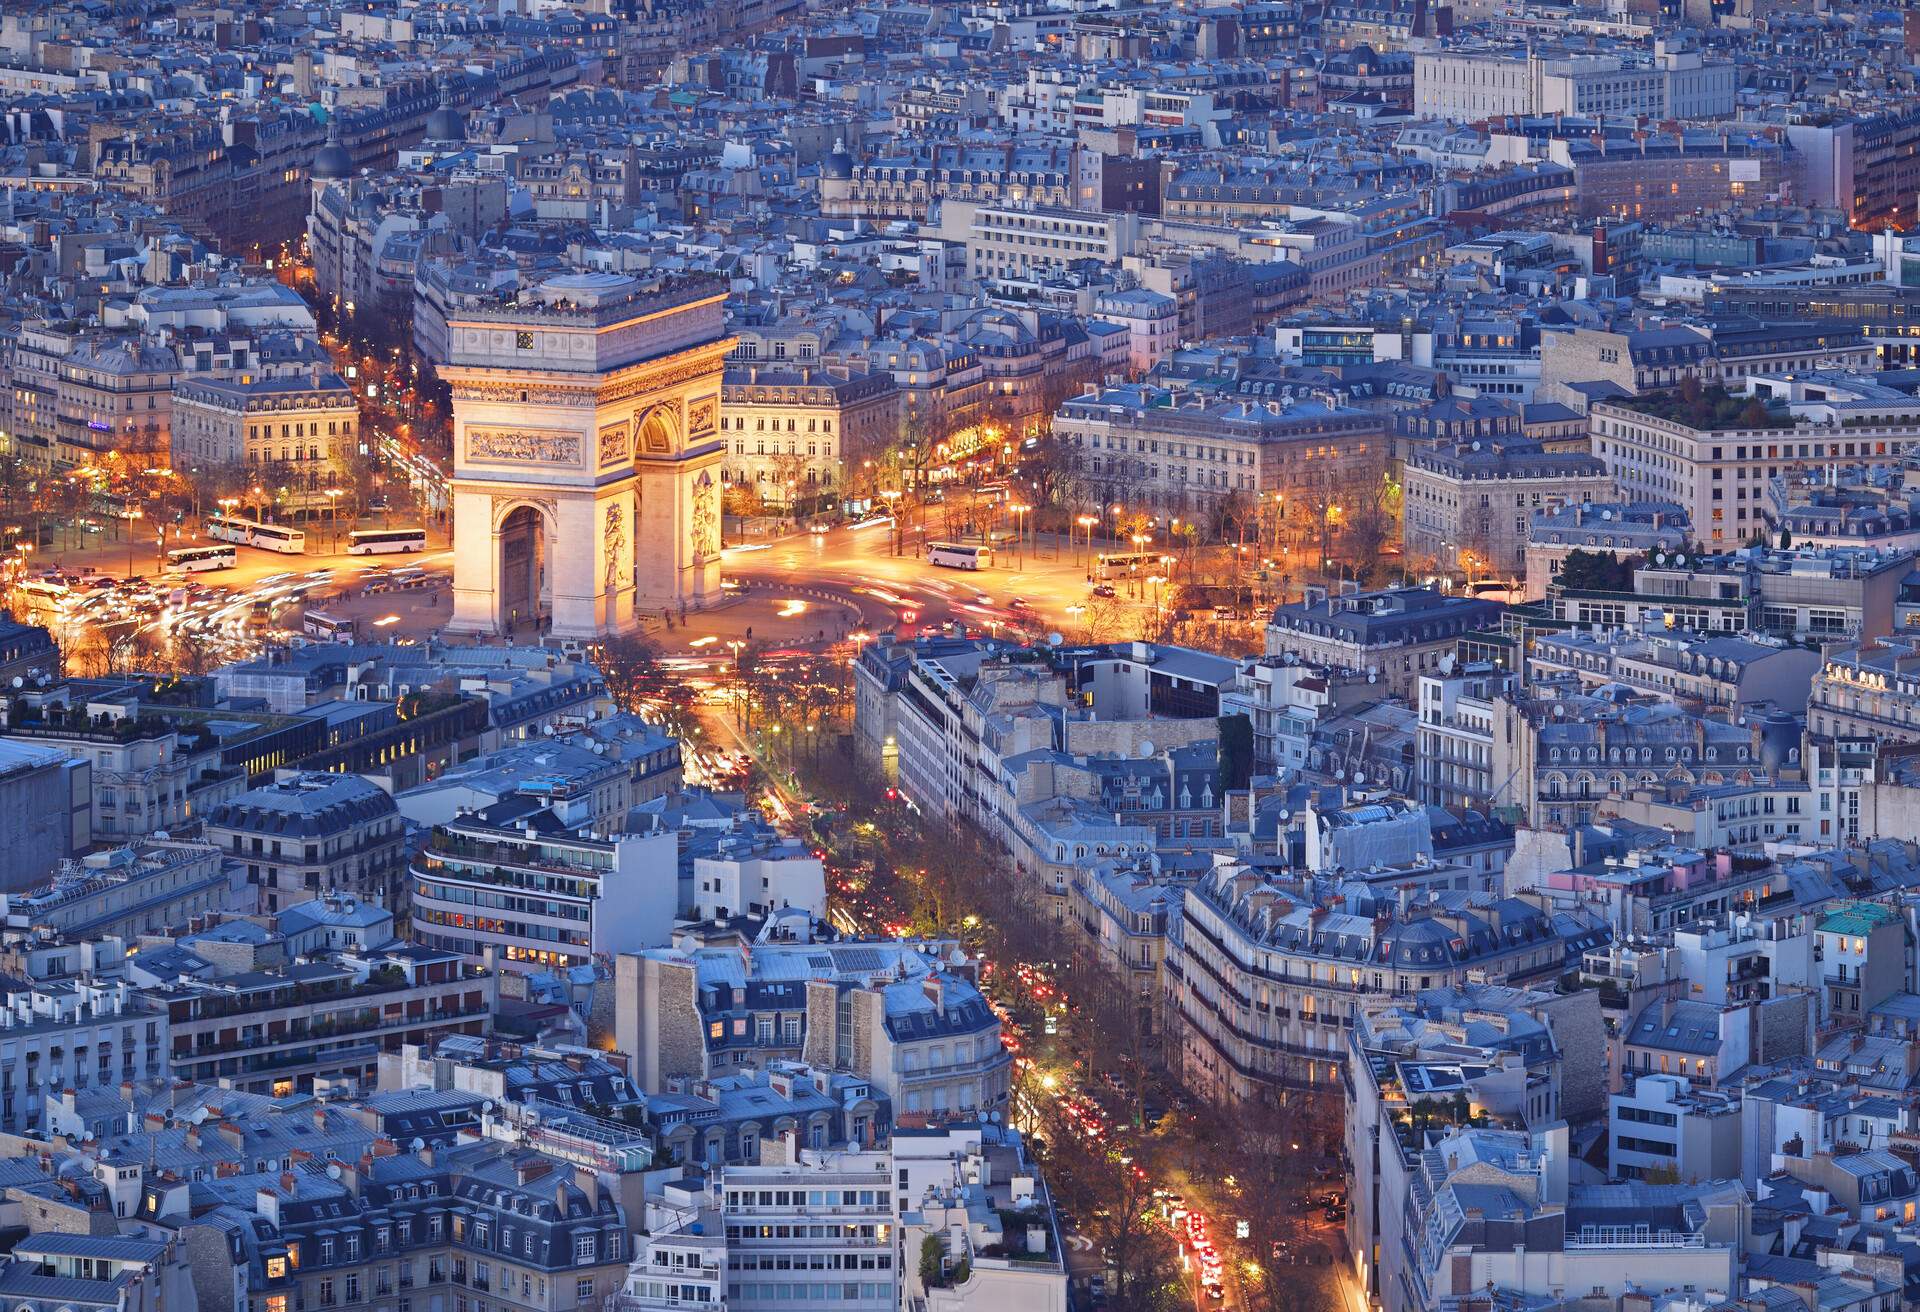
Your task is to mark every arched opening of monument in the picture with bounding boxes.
[637,409,674,455]
[498,504,550,635]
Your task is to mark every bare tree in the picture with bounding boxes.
[170,625,223,678]
[103,624,165,676]
[595,630,664,716]
[66,628,110,678]
[1072,592,1132,644]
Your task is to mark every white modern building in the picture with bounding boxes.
[412,802,680,971]
[691,830,827,922]
[1414,45,1735,122]
[1609,1073,1743,1182]
[719,1146,897,1312]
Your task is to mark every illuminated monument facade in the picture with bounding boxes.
[444,271,730,638]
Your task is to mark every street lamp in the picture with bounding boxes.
[1010,502,1029,568]
[1075,514,1096,568]
[325,488,344,554]
[123,507,143,578]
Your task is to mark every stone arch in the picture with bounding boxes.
[493,498,557,635]
[635,403,681,456]
[490,496,559,535]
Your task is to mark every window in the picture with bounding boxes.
[576,1279,595,1300]
[574,1236,597,1263]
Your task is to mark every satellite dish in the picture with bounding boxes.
[327,1163,343,1180]
[1367,671,1377,684]
[1354,771,1367,785]
[410,1137,426,1153]
[542,724,555,736]
[1470,440,1481,451]
[1673,552,1686,565]
[1137,738,1155,758]
[1335,768,1346,781]
[482,1099,495,1114]
[8,677,18,688]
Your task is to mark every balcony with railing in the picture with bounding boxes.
[1566,1225,1706,1250]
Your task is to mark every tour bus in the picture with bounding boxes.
[164,544,238,573]
[1462,579,1525,605]
[15,579,67,616]
[302,610,357,642]
[927,541,992,570]
[348,527,428,555]
[1096,551,1159,578]
[207,514,307,554]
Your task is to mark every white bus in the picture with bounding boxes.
[348,527,427,555]
[14,579,67,615]
[1096,551,1158,578]
[164,544,237,573]
[927,541,991,570]
[207,514,307,554]
[1462,579,1525,605]
[303,610,357,642]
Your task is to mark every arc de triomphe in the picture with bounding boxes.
[442,272,730,638]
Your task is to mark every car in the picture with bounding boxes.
[1205,1285,1225,1302]
[808,519,832,533]
[1007,597,1030,610]
[1091,583,1116,597]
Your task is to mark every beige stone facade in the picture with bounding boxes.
[445,272,731,637]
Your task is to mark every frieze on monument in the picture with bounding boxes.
[466,427,583,464]
[598,422,631,468]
